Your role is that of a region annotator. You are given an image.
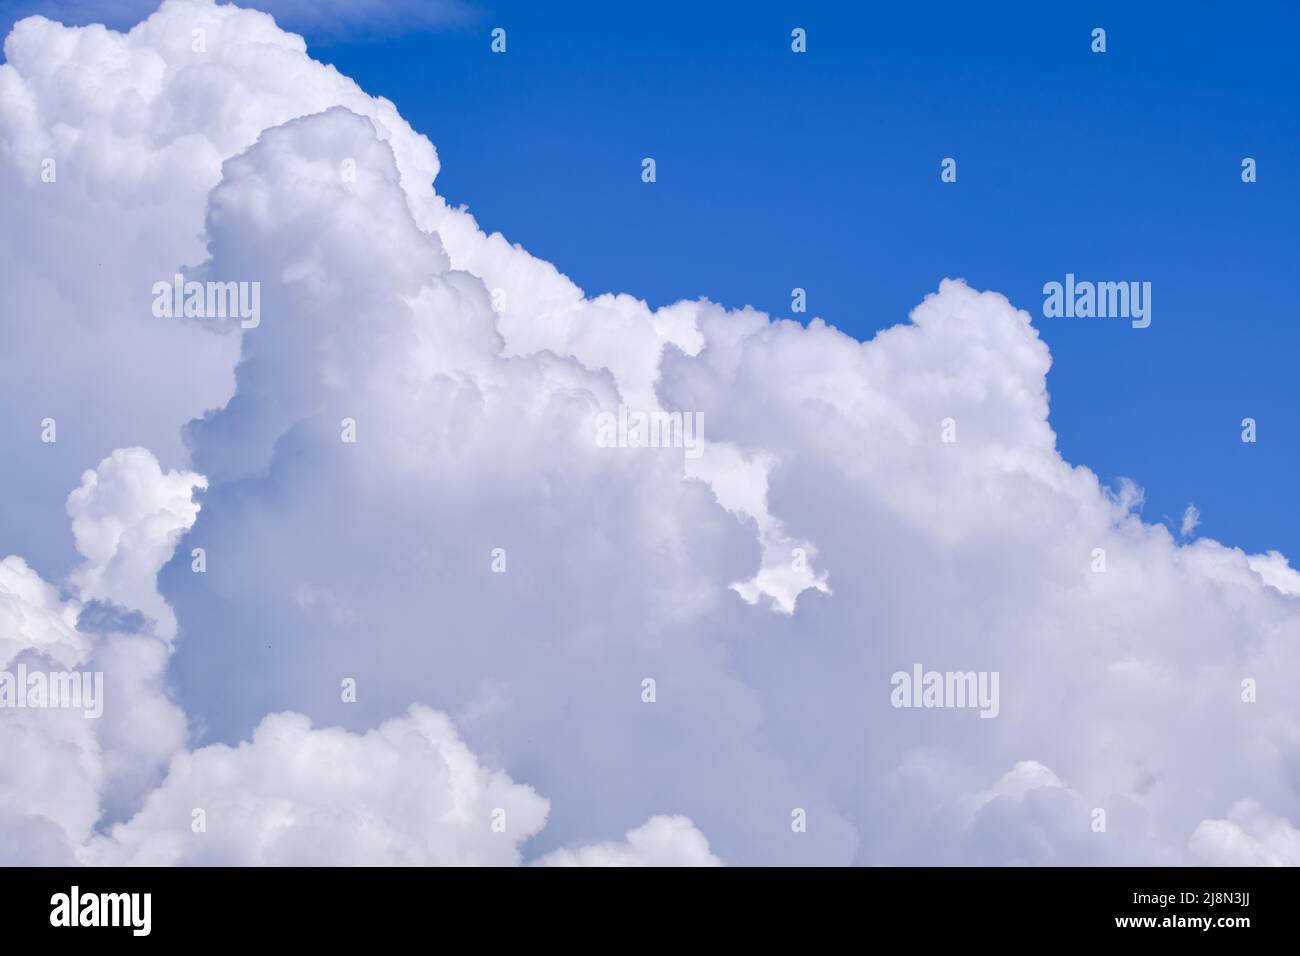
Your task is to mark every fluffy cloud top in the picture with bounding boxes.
[1189,801,1300,867]
[67,447,205,640]
[93,706,549,866]
[0,450,190,859]
[1,0,1298,867]
[534,816,722,867]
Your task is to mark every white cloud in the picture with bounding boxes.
[1180,504,1200,538]
[533,815,722,867]
[0,448,196,860]
[1189,801,1300,866]
[92,706,550,865]
[2,451,714,866]
[67,447,206,641]
[0,556,86,669]
[1247,550,1300,596]
[2,0,1299,867]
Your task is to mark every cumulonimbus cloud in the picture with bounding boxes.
[1,0,1298,866]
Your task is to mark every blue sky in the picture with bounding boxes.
[303,1,1300,560]
[5,0,1295,558]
